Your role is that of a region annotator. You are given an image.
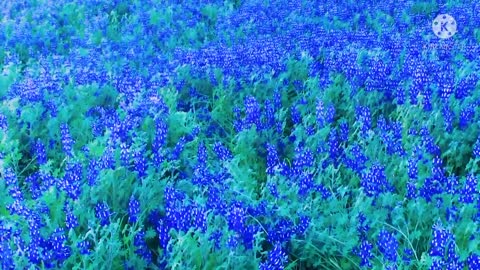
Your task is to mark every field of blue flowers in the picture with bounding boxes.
[1,0,480,269]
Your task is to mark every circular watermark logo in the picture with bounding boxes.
[432,14,457,39]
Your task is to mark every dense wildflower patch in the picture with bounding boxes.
[1,0,480,269]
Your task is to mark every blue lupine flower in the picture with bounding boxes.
[439,82,454,99]
[65,206,78,229]
[60,123,75,156]
[77,240,91,255]
[26,172,46,199]
[446,260,464,270]
[0,223,14,270]
[293,147,314,170]
[339,121,349,141]
[291,105,302,125]
[120,142,131,166]
[128,196,141,223]
[407,158,418,179]
[34,139,48,165]
[266,143,280,175]
[170,136,187,161]
[459,104,474,129]
[460,174,478,204]
[244,96,262,128]
[355,240,373,267]
[345,144,368,173]
[355,106,371,135]
[0,244,14,270]
[473,137,480,158]
[298,174,315,196]
[197,142,208,164]
[26,214,43,261]
[207,187,228,215]
[99,145,115,170]
[227,234,239,249]
[227,203,246,233]
[242,224,259,249]
[259,243,288,270]
[191,206,207,232]
[295,215,310,236]
[213,142,233,161]
[419,177,442,202]
[209,230,223,250]
[328,129,342,165]
[405,179,418,199]
[316,99,326,128]
[133,150,147,178]
[430,225,450,257]
[430,258,445,270]
[455,76,476,99]
[395,84,406,105]
[361,163,391,197]
[325,104,336,124]
[268,219,294,244]
[233,106,244,132]
[178,206,193,232]
[95,202,111,226]
[409,82,421,105]
[445,236,462,268]
[316,183,331,200]
[264,99,276,129]
[87,159,99,186]
[156,219,170,251]
[48,228,71,262]
[357,213,370,239]
[17,77,43,104]
[59,162,82,200]
[420,127,441,156]
[421,86,433,111]
[377,229,398,262]
[0,114,7,130]
[431,156,446,183]
[153,119,168,152]
[267,181,279,198]
[134,231,152,263]
[468,254,480,269]
[6,199,31,217]
[403,248,414,265]
[3,168,18,186]
[8,185,24,201]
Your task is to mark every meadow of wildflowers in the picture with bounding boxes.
[1,0,480,269]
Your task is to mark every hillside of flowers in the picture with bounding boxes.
[1,0,480,269]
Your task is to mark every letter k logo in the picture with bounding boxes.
[432,14,457,39]
[441,21,448,32]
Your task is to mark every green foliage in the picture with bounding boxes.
[410,1,439,15]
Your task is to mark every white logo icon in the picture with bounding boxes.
[432,14,457,39]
